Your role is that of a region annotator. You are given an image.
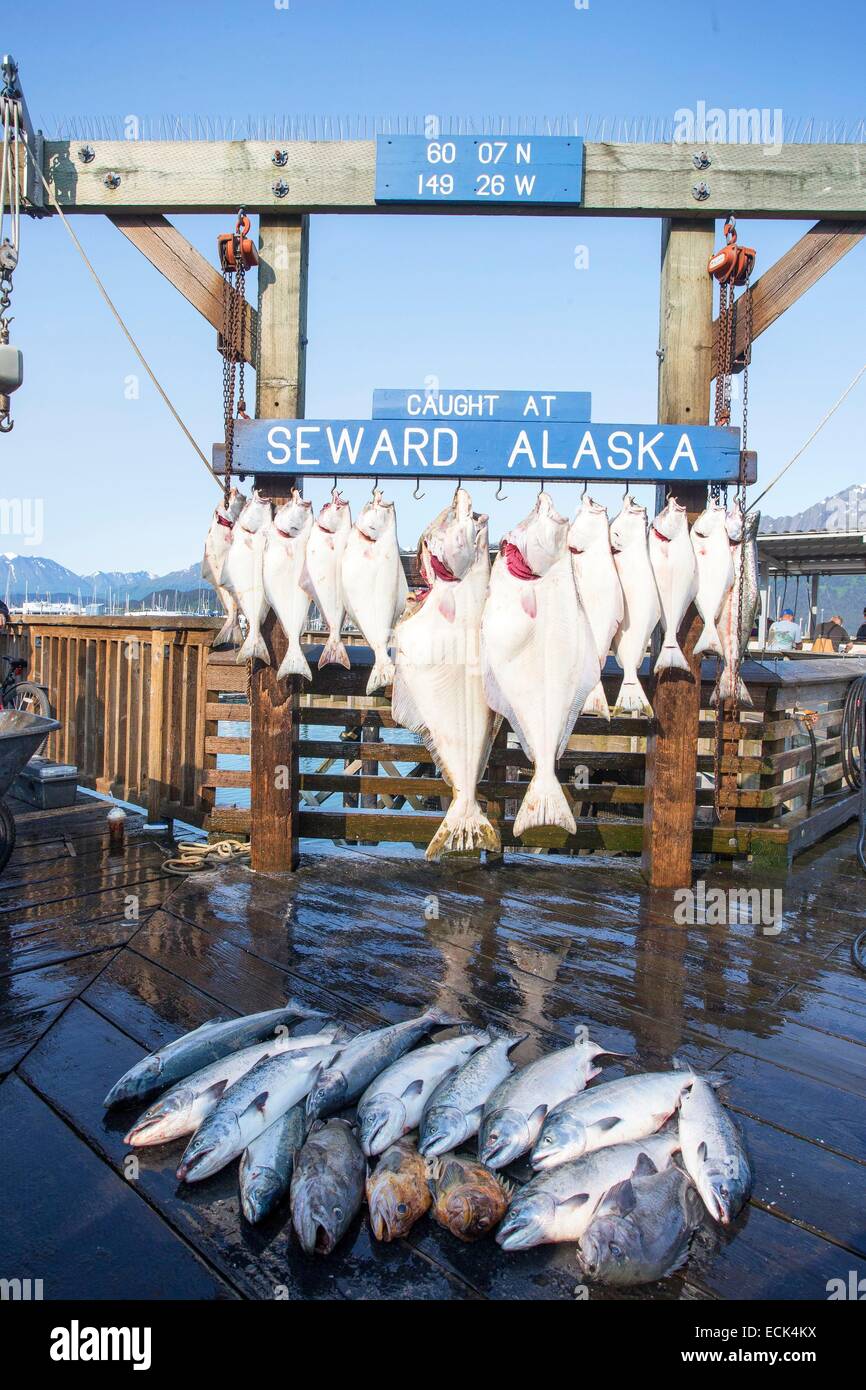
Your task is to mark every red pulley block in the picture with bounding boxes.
[217,213,259,272]
[708,218,756,287]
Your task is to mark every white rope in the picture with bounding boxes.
[748,363,866,511]
[22,140,222,489]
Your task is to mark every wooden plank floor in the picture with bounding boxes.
[1,790,865,1300]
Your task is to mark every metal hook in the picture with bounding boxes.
[372,476,379,497]
[412,477,425,500]
[582,479,588,497]
[495,479,507,502]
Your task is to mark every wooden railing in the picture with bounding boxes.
[3,615,863,865]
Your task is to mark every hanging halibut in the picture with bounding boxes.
[392,489,499,859]
[481,492,599,838]
[713,506,760,707]
[263,489,314,681]
[222,492,272,665]
[691,497,735,659]
[342,488,409,694]
[304,489,352,669]
[202,488,246,649]
[568,494,624,720]
[610,496,660,718]
[649,496,699,674]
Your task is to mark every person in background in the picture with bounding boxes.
[766,607,801,652]
[815,614,850,651]
[856,608,866,643]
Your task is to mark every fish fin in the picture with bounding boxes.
[513,774,576,838]
[424,1008,463,1029]
[237,631,269,665]
[242,1090,270,1120]
[277,646,313,681]
[425,803,500,861]
[438,589,457,622]
[704,1071,730,1091]
[480,663,532,762]
[672,1055,688,1071]
[697,1141,708,1162]
[485,1026,528,1050]
[438,1159,465,1190]
[580,681,610,720]
[464,1104,485,1128]
[318,635,351,669]
[331,1024,355,1044]
[594,1116,622,1132]
[213,614,242,650]
[693,623,723,657]
[712,671,753,708]
[599,1178,638,1217]
[632,1152,659,1178]
[556,1192,591,1215]
[203,1078,230,1101]
[400,1079,425,1101]
[612,677,654,719]
[654,642,691,674]
[527,1103,548,1129]
[366,656,395,695]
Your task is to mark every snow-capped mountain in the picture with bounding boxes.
[760,483,866,534]
[0,554,211,608]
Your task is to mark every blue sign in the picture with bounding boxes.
[218,419,752,484]
[375,135,584,206]
[373,388,592,422]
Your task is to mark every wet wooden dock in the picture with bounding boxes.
[2,791,865,1301]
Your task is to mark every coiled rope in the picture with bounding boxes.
[161,838,251,875]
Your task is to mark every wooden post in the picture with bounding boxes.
[249,214,309,872]
[641,219,715,889]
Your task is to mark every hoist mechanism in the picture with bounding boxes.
[218,212,258,504]
[708,216,756,288]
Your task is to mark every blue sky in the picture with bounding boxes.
[2,0,865,573]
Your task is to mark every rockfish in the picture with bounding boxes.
[481,492,599,838]
[239,1101,309,1224]
[691,497,735,659]
[263,489,313,681]
[649,496,698,674]
[290,1119,366,1255]
[304,488,352,669]
[393,488,498,859]
[306,1007,459,1120]
[610,496,660,718]
[713,507,760,708]
[357,1030,489,1157]
[202,487,246,649]
[419,1026,526,1158]
[496,1134,680,1251]
[342,488,408,693]
[479,1025,611,1170]
[678,1077,752,1224]
[578,1164,704,1285]
[366,1137,432,1241]
[430,1153,512,1242]
[222,491,272,665]
[568,494,624,720]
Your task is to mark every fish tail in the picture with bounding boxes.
[693,622,723,658]
[277,646,313,681]
[580,680,610,720]
[612,677,653,719]
[426,802,500,860]
[318,635,350,669]
[213,614,243,650]
[711,669,752,708]
[237,631,269,665]
[366,655,395,695]
[654,641,691,674]
[513,774,576,838]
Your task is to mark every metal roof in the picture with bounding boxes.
[757,529,866,575]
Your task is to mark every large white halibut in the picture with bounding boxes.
[691,497,735,658]
[649,496,698,674]
[263,489,314,681]
[202,487,246,649]
[568,494,624,720]
[304,489,352,669]
[392,489,498,859]
[610,496,660,717]
[481,492,599,838]
[342,489,409,694]
[222,492,272,665]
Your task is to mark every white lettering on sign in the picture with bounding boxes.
[608,431,632,470]
[326,426,364,465]
[670,433,699,471]
[572,430,602,470]
[433,428,458,467]
[266,424,292,466]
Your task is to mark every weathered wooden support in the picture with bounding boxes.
[110,214,257,363]
[642,219,715,889]
[249,214,309,873]
[712,220,865,376]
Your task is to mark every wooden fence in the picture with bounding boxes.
[2,616,863,866]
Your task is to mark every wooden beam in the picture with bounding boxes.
[642,219,716,890]
[712,220,865,375]
[41,141,866,218]
[248,215,309,873]
[110,213,257,364]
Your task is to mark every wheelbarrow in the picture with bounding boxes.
[0,709,61,874]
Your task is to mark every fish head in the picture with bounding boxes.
[103,1057,163,1108]
[176,1111,242,1183]
[530,1110,588,1170]
[316,488,351,535]
[495,1190,557,1251]
[418,1104,466,1159]
[577,1213,642,1284]
[272,490,313,538]
[238,491,273,534]
[742,508,760,541]
[240,1163,283,1225]
[124,1088,190,1147]
[305,1067,347,1119]
[692,1154,748,1226]
[478,1106,532,1169]
[725,505,745,544]
[692,496,727,539]
[423,488,488,583]
[609,495,647,554]
[651,497,688,542]
[358,1095,405,1157]
[355,488,396,542]
[367,1161,429,1241]
[292,1186,350,1256]
[567,494,608,555]
[435,1177,508,1241]
[506,492,568,578]
[217,488,246,526]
